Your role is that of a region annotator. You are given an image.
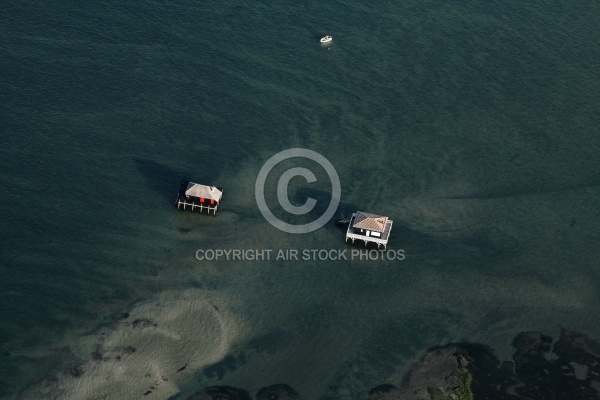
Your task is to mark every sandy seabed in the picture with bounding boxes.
[17,288,244,400]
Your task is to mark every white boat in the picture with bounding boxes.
[320,35,332,44]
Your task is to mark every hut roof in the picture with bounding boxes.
[185,182,222,202]
[352,211,388,232]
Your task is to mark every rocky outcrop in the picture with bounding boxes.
[366,346,473,400]
[188,329,600,400]
[256,384,301,400]
[503,329,600,399]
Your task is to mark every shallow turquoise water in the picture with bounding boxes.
[1,0,599,398]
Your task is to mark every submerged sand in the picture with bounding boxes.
[17,288,244,400]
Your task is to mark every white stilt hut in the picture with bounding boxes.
[175,180,222,215]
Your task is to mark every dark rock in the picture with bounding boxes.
[92,345,106,361]
[132,318,157,329]
[553,329,600,366]
[184,330,600,400]
[256,383,301,400]
[55,347,86,379]
[366,346,473,400]
[67,364,84,378]
[364,330,600,399]
[512,331,553,371]
[471,330,600,399]
[186,386,252,400]
[457,342,518,400]
[367,384,399,396]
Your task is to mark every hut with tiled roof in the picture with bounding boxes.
[346,211,393,248]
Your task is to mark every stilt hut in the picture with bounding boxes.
[175,180,222,215]
[345,211,393,248]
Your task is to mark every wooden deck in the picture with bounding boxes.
[345,214,393,249]
[176,200,218,215]
[175,180,222,215]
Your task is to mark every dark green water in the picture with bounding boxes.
[1,0,599,398]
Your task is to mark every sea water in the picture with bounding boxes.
[1,0,599,398]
